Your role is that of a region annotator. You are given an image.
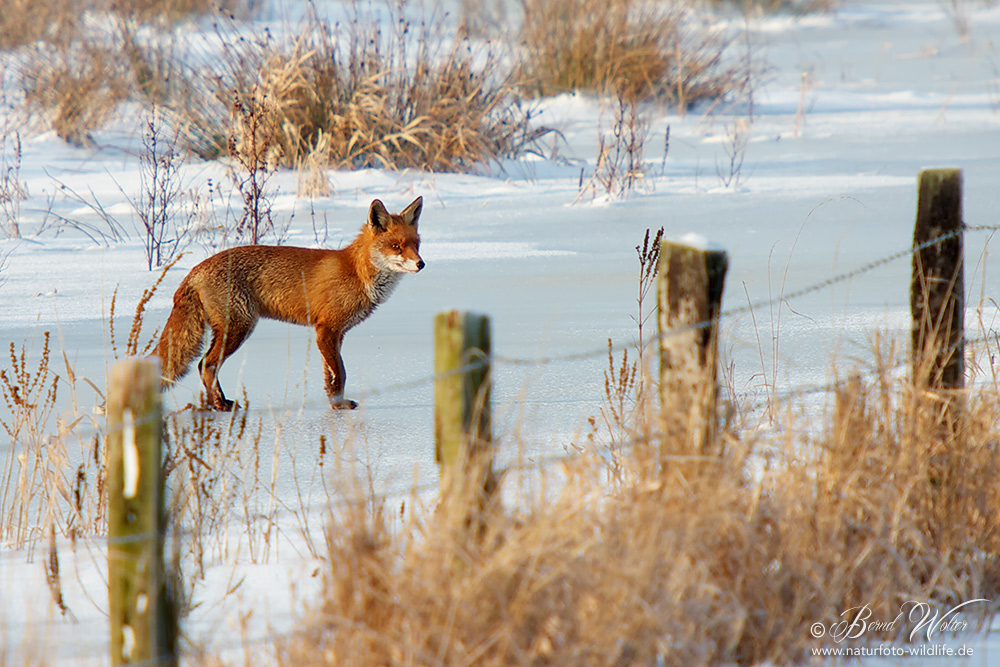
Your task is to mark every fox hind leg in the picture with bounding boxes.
[200,319,254,411]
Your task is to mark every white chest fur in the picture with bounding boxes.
[340,272,402,332]
[366,270,402,306]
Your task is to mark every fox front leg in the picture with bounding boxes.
[315,326,358,410]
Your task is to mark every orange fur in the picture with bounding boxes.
[154,197,423,410]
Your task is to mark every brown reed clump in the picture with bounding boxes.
[0,0,82,51]
[173,8,551,173]
[273,336,1000,666]
[108,0,257,24]
[518,0,745,109]
[0,332,61,547]
[19,42,131,146]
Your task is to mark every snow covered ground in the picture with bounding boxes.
[2,0,1000,663]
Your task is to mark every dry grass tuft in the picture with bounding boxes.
[0,333,64,548]
[173,9,552,174]
[108,253,180,360]
[274,336,1000,666]
[518,0,745,109]
[0,0,82,51]
[297,131,335,197]
[164,404,264,572]
[19,43,131,146]
[108,0,258,24]
[707,0,840,15]
[578,92,654,201]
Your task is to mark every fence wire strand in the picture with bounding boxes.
[29,329,1000,567]
[9,222,999,540]
[490,222,1000,370]
[155,221,1000,407]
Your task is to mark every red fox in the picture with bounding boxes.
[154,197,423,411]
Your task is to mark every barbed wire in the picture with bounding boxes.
[356,357,489,401]
[9,221,999,504]
[489,222,1000,370]
[9,220,997,453]
[723,222,991,322]
[10,324,998,567]
[338,220,1000,416]
[738,330,1000,417]
[25,327,1000,561]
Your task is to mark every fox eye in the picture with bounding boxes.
[391,243,401,251]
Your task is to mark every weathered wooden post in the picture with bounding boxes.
[657,240,728,458]
[434,311,492,465]
[433,311,496,523]
[911,168,964,428]
[107,359,175,666]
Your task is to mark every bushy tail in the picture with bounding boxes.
[154,282,206,387]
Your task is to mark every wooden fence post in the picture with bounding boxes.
[433,311,496,520]
[107,359,175,666]
[657,240,728,457]
[434,311,492,465]
[911,168,964,428]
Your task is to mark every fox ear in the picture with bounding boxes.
[400,196,423,228]
[368,199,391,232]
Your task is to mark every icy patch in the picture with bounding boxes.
[423,242,575,261]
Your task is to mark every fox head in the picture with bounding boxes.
[366,197,424,274]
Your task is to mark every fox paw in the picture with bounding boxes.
[330,398,358,410]
[209,396,236,412]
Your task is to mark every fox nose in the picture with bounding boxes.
[416,259,425,271]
